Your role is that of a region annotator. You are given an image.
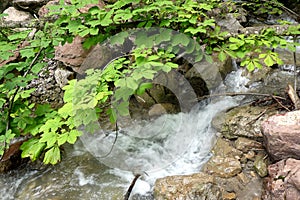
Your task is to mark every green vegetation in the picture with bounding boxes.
[0,0,299,164]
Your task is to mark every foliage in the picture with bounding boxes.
[0,0,299,164]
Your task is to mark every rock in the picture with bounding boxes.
[253,154,268,177]
[13,0,50,8]
[214,173,263,200]
[78,44,114,74]
[212,105,277,139]
[55,36,94,72]
[212,137,243,158]
[54,68,73,88]
[261,110,300,161]
[204,155,242,178]
[3,7,33,22]
[0,138,27,172]
[185,54,233,90]
[275,48,300,66]
[263,158,300,200]
[26,59,64,109]
[235,137,263,153]
[153,172,221,200]
[217,13,244,33]
[222,192,236,200]
[148,103,178,117]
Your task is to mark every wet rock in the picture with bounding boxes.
[253,154,268,178]
[204,155,242,178]
[154,172,221,200]
[263,158,300,200]
[214,172,263,200]
[212,137,243,158]
[185,54,233,90]
[212,105,277,139]
[148,103,178,118]
[261,110,300,161]
[235,137,263,153]
[3,7,33,22]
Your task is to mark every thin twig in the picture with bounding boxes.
[271,95,290,111]
[293,36,298,94]
[98,121,118,158]
[197,92,286,101]
[246,108,268,126]
[124,174,141,200]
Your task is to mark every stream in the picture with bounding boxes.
[0,68,250,200]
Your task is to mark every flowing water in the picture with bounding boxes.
[0,69,250,200]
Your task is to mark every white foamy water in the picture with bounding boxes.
[78,68,249,197]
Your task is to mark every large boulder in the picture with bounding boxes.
[261,110,300,161]
[263,158,300,200]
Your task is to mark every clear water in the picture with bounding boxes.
[0,69,249,200]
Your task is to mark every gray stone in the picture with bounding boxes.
[3,7,33,22]
[261,110,300,161]
[54,68,73,88]
[217,13,244,33]
[148,103,177,117]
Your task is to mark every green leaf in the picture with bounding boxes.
[57,133,68,146]
[205,54,213,63]
[67,130,82,144]
[43,146,61,165]
[264,55,274,67]
[40,131,57,149]
[184,27,206,35]
[107,108,117,123]
[218,51,227,62]
[136,82,152,95]
[20,138,46,161]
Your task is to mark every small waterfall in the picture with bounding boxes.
[0,68,250,199]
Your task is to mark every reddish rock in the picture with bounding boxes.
[0,140,26,172]
[263,158,300,200]
[261,111,300,161]
[54,36,93,72]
